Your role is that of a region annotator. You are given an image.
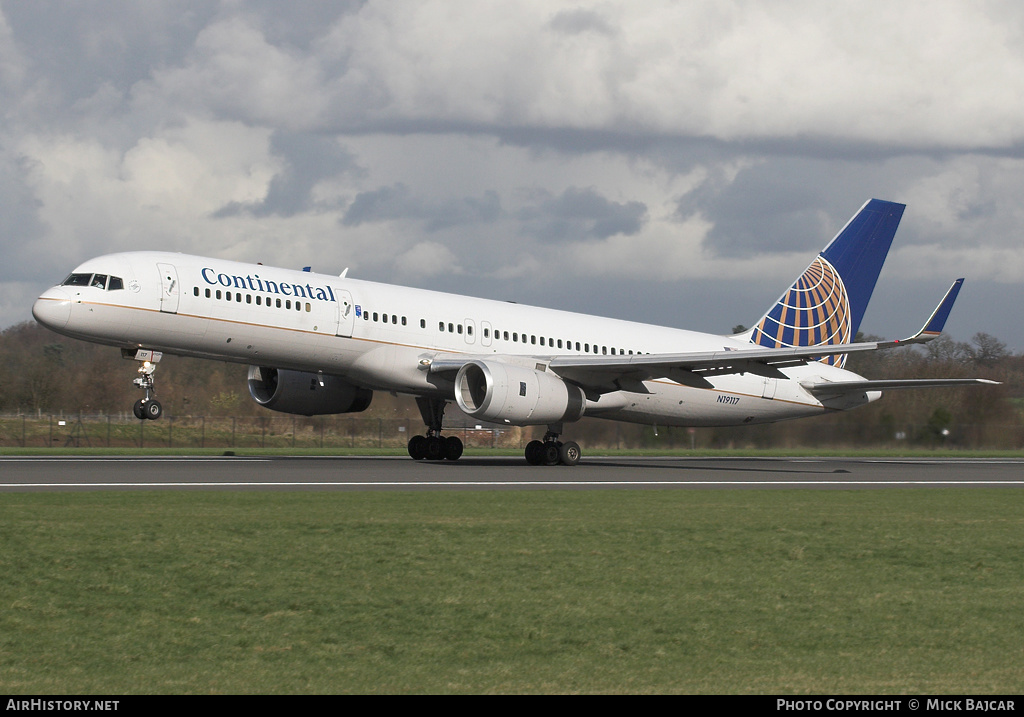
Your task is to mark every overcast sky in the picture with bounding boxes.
[3,1,1024,349]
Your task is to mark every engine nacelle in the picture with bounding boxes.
[248,366,373,416]
[455,360,585,425]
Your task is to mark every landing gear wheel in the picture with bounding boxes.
[525,440,545,465]
[144,400,162,420]
[444,436,464,461]
[558,441,581,466]
[542,442,561,466]
[425,435,445,461]
[408,435,428,460]
[133,400,145,420]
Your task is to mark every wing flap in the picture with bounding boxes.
[801,378,1000,397]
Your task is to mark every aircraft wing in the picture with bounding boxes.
[546,278,970,389]
[426,279,993,394]
[429,337,951,394]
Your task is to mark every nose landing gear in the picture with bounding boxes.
[125,349,163,420]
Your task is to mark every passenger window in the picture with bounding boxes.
[205,288,211,298]
[504,331,509,341]
[193,287,199,297]
[484,328,490,338]
[420,319,426,328]
[457,325,463,334]
[402,317,407,326]
[439,322,445,331]
[276,298,282,308]
[246,295,252,304]
[392,315,397,324]
[448,323,454,333]
[467,325,472,335]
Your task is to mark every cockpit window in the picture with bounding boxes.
[62,273,124,290]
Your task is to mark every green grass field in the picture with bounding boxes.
[1,489,1022,694]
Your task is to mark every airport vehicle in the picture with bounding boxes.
[33,199,995,465]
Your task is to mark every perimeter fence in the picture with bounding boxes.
[0,413,520,450]
[1,413,1022,451]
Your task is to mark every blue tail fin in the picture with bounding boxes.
[749,199,905,367]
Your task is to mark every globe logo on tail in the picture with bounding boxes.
[751,256,852,367]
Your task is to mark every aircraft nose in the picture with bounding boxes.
[32,287,72,331]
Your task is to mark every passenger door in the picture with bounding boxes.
[157,263,179,313]
[336,289,356,337]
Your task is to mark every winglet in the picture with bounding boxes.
[920,278,963,336]
[908,278,965,344]
[880,278,964,348]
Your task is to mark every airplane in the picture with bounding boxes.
[32,198,997,465]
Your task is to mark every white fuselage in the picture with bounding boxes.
[32,251,878,426]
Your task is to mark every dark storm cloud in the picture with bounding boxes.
[675,162,831,257]
[3,1,217,103]
[0,148,47,281]
[246,0,364,50]
[517,187,647,242]
[548,8,615,36]
[675,157,931,258]
[341,183,501,231]
[215,131,363,217]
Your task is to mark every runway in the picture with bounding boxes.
[1,455,1023,491]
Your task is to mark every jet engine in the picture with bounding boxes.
[248,366,373,416]
[455,360,585,425]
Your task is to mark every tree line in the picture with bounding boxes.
[0,321,1018,449]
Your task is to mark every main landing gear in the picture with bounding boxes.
[408,397,464,461]
[125,349,163,420]
[524,424,581,466]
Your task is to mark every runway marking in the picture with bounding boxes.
[0,458,270,462]
[4,480,1024,488]
[0,456,270,462]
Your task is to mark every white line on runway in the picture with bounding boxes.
[4,480,1024,488]
[0,458,270,462]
